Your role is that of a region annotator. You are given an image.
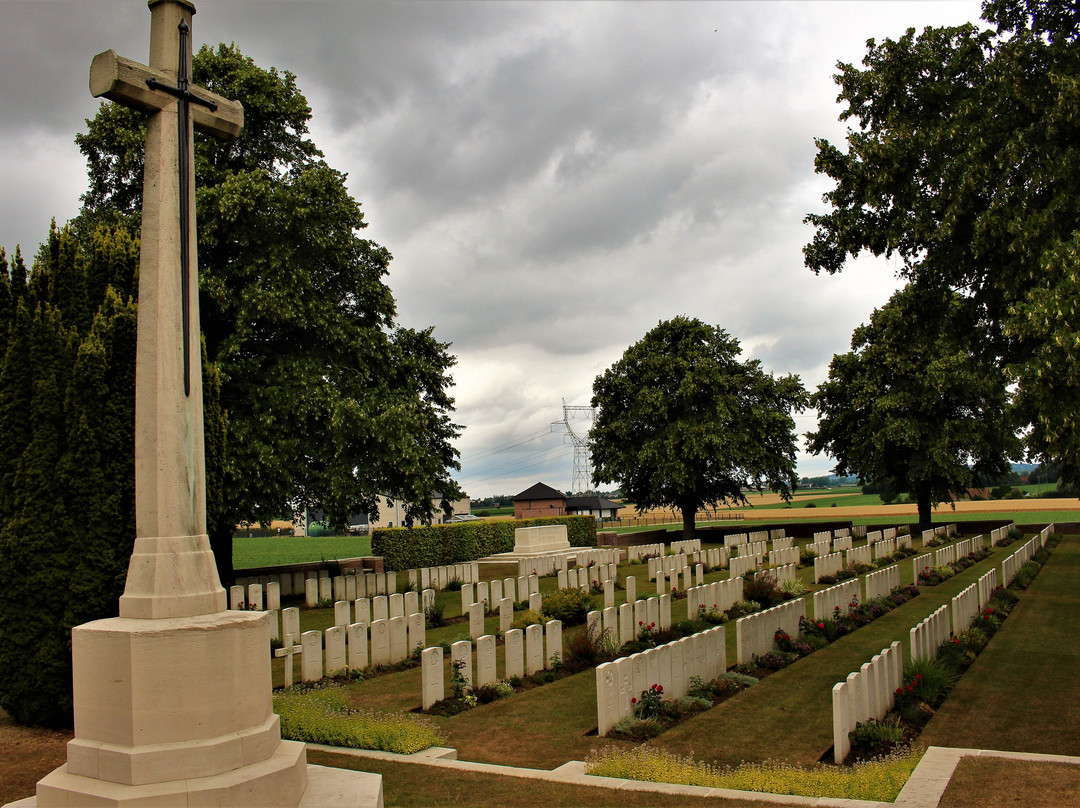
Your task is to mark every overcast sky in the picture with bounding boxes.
[1,0,985,499]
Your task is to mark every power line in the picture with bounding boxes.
[459,427,554,462]
[466,444,573,484]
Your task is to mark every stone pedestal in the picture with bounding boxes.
[36,611,308,806]
[513,525,571,555]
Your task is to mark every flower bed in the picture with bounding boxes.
[847,533,1059,761]
[917,548,991,585]
[734,585,920,679]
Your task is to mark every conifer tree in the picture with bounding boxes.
[0,301,79,726]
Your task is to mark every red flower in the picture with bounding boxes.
[817,623,825,629]
[655,684,663,693]
[895,687,903,695]
[631,697,637,704]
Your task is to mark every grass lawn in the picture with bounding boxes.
[294,532,999,771]
[919,534,1080,754]
[233,534,372,569]
[938,757,1080,808]
[307,750,779,807]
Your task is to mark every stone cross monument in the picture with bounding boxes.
[29,2,383,805]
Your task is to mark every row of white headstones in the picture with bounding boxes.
[596,524,993,737]
[235,562,482,608]
[267,524,994,691]
[419,621,564,709]
[812,533,921,583]
[831,524,1051,763]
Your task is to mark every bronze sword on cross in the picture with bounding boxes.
[90,0,244,603]
[91,3,242,398]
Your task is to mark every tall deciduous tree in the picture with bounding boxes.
[807,284,1019,529]
[76,44,462,579]
[804,0,1080,484]
[589,317,808,540]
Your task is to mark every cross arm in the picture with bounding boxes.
[89,49,243,140]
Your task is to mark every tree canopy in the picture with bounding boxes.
[589,317,808,539]
[804,0,1080,485]
[807,283,1019,528]
[76,44,462,576]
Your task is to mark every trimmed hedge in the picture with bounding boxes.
[371,516,597,570]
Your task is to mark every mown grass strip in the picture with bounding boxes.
[234,534,372,568]
[937,757,1080,808]
[919,534,1080,755]
[307,749,781,808]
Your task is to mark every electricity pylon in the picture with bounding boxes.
[553,399,596,495]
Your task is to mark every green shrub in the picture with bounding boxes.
[988,585,1019,612]
[424,601,446,628]
[610,715,662,740]
[274,683,445,753]
[900,656,960,708]
[955,627,989,652]
[539,587,594,626]
[670,695,713,715]
[725,599,761,619]
[849,717,907,754]
[371,516,597,569]
[742,568,784,607]
[511,609,545,629]
[1011,560,1041,590]
[690,671,759,699]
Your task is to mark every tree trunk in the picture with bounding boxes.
[917,487,933,533]
[209,524,235,587]
[680,502,696,542]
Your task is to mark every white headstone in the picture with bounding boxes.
[373,595,389,622]
[325,625,346,674]
[422,646,443,709]
[301,630,323,682]
[451,640,473,689]
[545,620,563,668]
[370,619,390,666]
[505,628,524,679]
[526,624,544,675]
[334,600,350,627]
[476,634,497,688]
[347,622,367,670]
[407,611,425,655]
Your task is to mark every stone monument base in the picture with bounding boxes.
[23,608,383,807]
[513,524,571,555]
